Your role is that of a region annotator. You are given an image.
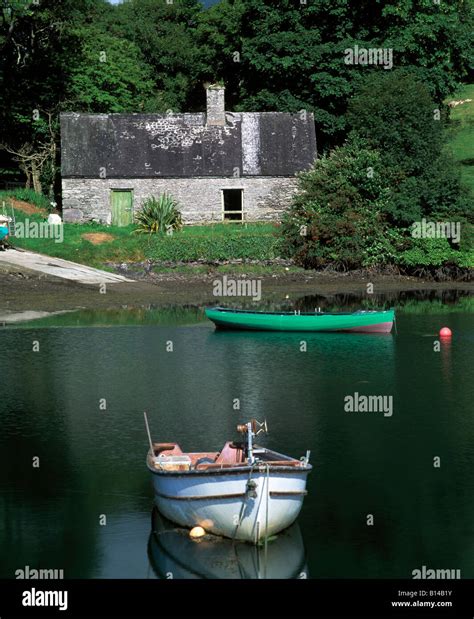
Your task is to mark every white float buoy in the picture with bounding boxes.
[189,526,206,539]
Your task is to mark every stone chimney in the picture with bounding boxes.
[206,85,226,126]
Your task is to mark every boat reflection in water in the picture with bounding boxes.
[148,509,308,579]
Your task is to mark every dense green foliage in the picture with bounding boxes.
[282,70,473,276]
[280,139,404,270]
[0,1,102,194]
[103,0,202,112]
[347,71,470,225]
[348,71,444,176]
[398,237,473,269]
[68,31,160,113]
[135,194,183,235]
[196,0,473,146]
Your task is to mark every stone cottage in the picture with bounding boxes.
[60,86,317,225]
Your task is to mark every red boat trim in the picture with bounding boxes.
[338,321,393,334]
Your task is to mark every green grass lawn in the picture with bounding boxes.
[1,196,281,269]
[4,211,144,269]
[447,83,474,197]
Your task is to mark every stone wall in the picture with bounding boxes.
[61,176,298,224]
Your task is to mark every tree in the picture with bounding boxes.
[0,0,107,192]
[347,70,471,225]
[192,0,246,111]
[195,0,473,148]
[0,110,57,194]
[280,139,402,270]
[106,0,202,112]
[348,70,444,175]
[66,30,160,113]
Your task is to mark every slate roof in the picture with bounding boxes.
[60,111,317,178]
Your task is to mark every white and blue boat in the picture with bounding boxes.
[145,417,312,544]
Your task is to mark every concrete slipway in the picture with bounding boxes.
[0,248,134,285]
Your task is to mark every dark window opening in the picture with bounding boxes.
[223,189,243,221]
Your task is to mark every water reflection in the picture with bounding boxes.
[440,336,453,386]
[291,289,472,313]
[208,328,396,350]
[148,509,308,579]
[4,288,472,328]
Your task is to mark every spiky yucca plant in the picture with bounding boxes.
[135,194,183,234]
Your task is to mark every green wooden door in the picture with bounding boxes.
[111,190,133,226]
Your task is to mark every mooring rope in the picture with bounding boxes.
[232,461,258,543]
[264,463,270,578]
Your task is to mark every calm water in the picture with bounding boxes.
[1,293,473,579]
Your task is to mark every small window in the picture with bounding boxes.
[222,189,243,221]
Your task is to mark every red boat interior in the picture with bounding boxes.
[152,441,241,467]
[150,441,301,469]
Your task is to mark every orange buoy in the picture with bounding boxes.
[439,327,452,338]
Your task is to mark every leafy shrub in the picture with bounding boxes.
[280,139,401,270]
[135,194,183,234]
[397,237,473,268]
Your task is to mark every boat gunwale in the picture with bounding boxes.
[147,461,312,477]
[206,306,394,317]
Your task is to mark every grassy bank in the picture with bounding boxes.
[2,208,144,269]
[0,188,53,212]
[447,84,474,197]
[1,196,281,269]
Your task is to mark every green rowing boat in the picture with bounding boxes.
[205,307,395,333]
